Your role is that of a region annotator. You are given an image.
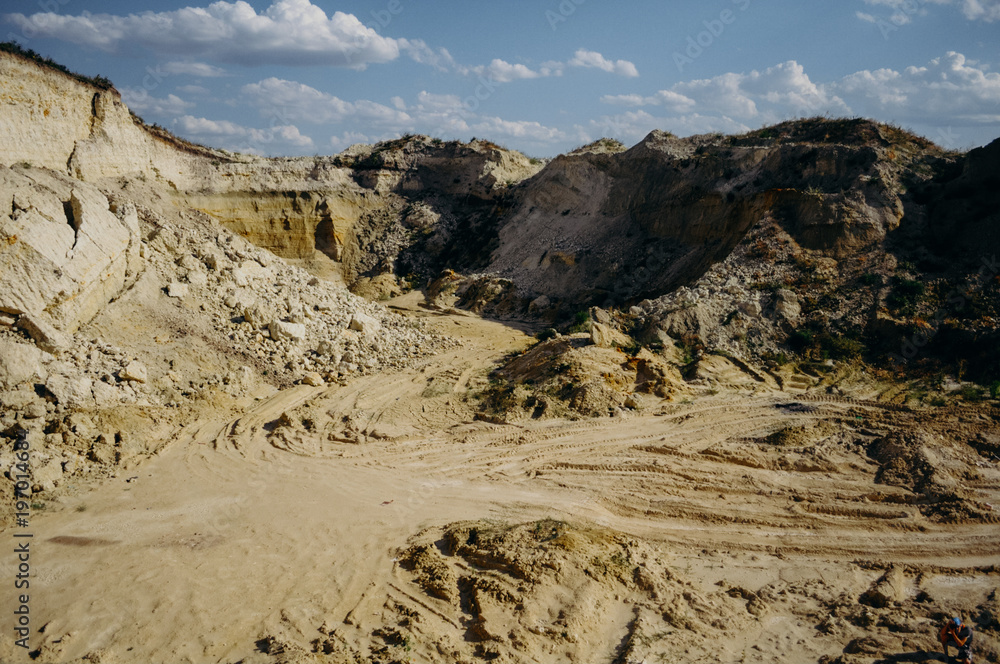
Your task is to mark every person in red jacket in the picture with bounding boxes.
[940,616,974,664]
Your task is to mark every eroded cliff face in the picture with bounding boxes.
[0,166,143,340]
[0,53,221,187]
[0,50,542,297]
[484,124,920,309]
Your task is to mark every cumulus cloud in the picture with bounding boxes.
[568,49,639,78]
[398,39,456,71]
[241,78,412,126]
[236,76,568,151]
[601,90,697,113]
[4,0,401,67]
[457,49,637,83]
[175,114,314,151]
[602,61,848,121]
[120,89,195,116]
[859,0,1000,23]
[468,59,545,83]
[579,110,751,146]
[471,117,567,142]
[162,61,228,77]
[830,51,1000,123]
[329,131,374,151]
[593,53,998,147]
[956,0,1000,20]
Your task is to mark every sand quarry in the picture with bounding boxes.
[0,49,998,661]
[0,292,996,664]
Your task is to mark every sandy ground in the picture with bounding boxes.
[1,294,998,664]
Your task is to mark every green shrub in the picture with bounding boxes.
[567,311,591,334]
[959,385,985,402]
[536,328,557,342]
[788,329,813,352]
[990,381,1000,400]
[818,333,865,361]
[1,41,115,90]
[887,276,925,313]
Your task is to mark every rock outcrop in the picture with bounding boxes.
[484,123,920,308]
[0,166,142,336]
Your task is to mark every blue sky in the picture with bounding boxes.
[4,0,999,156]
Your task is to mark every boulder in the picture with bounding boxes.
[302,372,324,387]
[590,322,632,349]
[0,174,134,333]
[860,567,907,608]
[0,339,49,388]
[658,307,710,340]
[738,300,762,319]
[17,313,70,354]
[528,295,551,313]
[186,270,208,288]
[167,282,189,298]
[91,380,119,407]
[349,313,381,335]
[774,289,801,321]
[32,457,63,492]
[242,302,270,328]
[229,266,249,287]
[88,435,117,465]
[269,320,306,343]
[121,361,148,383]
[590,307,613,326]
[46,374,95,409]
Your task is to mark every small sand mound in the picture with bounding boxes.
[339,520,750,663]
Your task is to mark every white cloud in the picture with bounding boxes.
[120,89,195,116]
[595,52,999,148]
[456,49,637,83]
[568,49,639,78]
[4,0,401,67]
[175,115,314,151]
[398,39,456,71]
[958,0,1000,20]
[175,116,250,136]
[471,117,566,142]
[241,78,411,127]
[602,61,848,122]
[235,76,568,151]
[579,110,750,146]
[830,51,1000,122]
[601,90,697,112]
[162,61,228,77]
[859,0,1000,22]
[473,59,545,83]
[329,131,373,151]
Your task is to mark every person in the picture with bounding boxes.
[940,616,973,664]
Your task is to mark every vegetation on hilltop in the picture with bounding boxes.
[728,116,948,152]
[1,41,115,90]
